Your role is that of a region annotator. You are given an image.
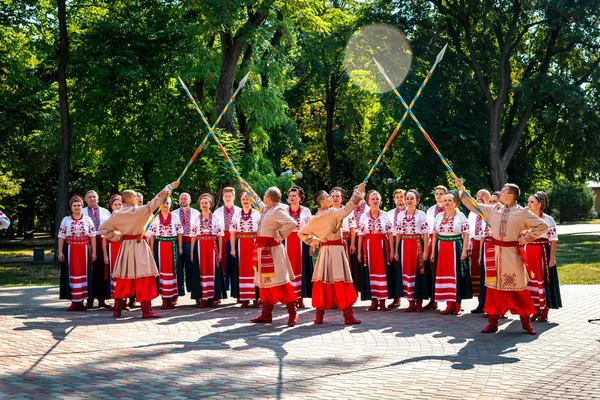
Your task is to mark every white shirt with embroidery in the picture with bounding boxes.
[357,209,393,235]
[172,207,200,237]
[396,209,429,235]
[82,206,111,236]
[148,213,183,237]
[193,213,224,237]
[284,205,312,232]
[434,211,469,236]
[468,211,486,240]
[341,210,357,234]
[214,205,242,232]
[539,213,558,241]
[230,208,261,233]
[58,216,96,239]
[387,207,407,236]
[426,204,445,234]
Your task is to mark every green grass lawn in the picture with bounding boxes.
[556,234,600,284]
[0,263,60,286]
[0,245,53,259]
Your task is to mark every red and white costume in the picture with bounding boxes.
[230,208,261,301]
[395,209,429,301]
[526,213,558,309]
[214,205,241,278]
[58,216,96,302]
[433,211,469,302]
[192,213,224,300]
[149,213,183,299]
[357,210,393,300]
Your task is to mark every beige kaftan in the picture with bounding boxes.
[99,188,169,279]
[479,203,548,291]
[298,192,362,284]
[250,197,297,289]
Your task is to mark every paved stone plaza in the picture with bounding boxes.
[0,285,599,399]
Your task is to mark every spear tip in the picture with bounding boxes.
[433,43,449,68]
[233,71,251,97]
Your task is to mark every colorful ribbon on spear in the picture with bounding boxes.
[177,73,261,212]
[140,74,253,240]
[372,57,488,224]
[363,44,447,183]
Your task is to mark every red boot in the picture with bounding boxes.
[66,301,77,312]
[252,300,260,308]
[539,307,549,322]
[415,300,423,313]
[297,298,306,309]
[171,296,178,307]
[440,302,454,315]
[379,299,386,311]
[388,297,401,308]
[423,299,438,310]
[367,299,378,311]
[520,315,537,335]
[251,302,273,323]
[286,302,298,326]
[481,314,500,333]
[208,299,219,308]
[314,309,325,324]
[161,298,169,310]
[141,300,161,318]
[343,307,361,325]
[531,306,541,322]
[197,300,207,308]
[113,299,123,318]
[454,302,462,316]
[404,301,416,312]
[240,301,250,308]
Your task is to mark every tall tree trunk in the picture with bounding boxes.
[215,33,245,137]
[54,0,71,267]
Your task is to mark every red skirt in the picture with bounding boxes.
[470,238,481,297]
[107,240,121,298]
[157,240,178,299]
[401,237,419,300]
[363,234,389,300]
[484,288,536,316]
[526,244,547,309]
[237,235,258,301]
[68,242,90,302]
[312,281,357,310]
[259,283,297,305]
[197,236,217,300]
[434,240,458,302]
[113,277,157,302]
[285,231,303,297]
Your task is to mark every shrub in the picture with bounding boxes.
[547,180,595,222]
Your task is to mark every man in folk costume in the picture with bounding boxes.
[241,182,300,327]
[468,189,491,313]
[299,183,366,325]
[214,187,241,292]
[172,192,200,299]
[99,181,179,318]
[0,210,10,229]
[387,188,406,308]
[82,190,112,308]
[455,178,548,335]
[424,185,447,310]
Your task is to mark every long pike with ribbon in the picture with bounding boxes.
[373,57,488,225]
[140,74,253,240]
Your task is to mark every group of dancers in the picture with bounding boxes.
[56,177,562,334]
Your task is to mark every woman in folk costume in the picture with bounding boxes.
[214,187,241,291]
[299,183,366,325]
[455,179,547,335]
[348,200,366,293]
[149,196,183,310]
[526,191,561,322]
[394,190,430,312]
[424,185,447,310]
[357,190,394,311]
[387,189,406,308]
[284,186,314,308]
[58,195,97,311]
[432,191,472,315]
[99,181,179,318]
[230,191,261,308]
[330,187,358,259]
[190,193,227,308]
[102,194,128,312]
[241,183,299,327]
[467,189,491,313]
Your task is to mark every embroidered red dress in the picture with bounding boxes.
[191,213,226,301]
[149,213,183,299]
[230,208,261,302]
[358,210,393,301]
[526,213,560,309]
[396,209,429,301]
[58,216,96,302]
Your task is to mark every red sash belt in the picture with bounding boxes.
[181,236,193,244]
[253,236,280,278]
[322,239,349,260]
[529,238,549,245]
[237,232,257,239]
[528,238,550,283]
[197,235,217,241]
[491,238,532,279]
[66,236,90,245]
[122,234,145,241]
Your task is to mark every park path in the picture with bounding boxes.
[0,285,599,399]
